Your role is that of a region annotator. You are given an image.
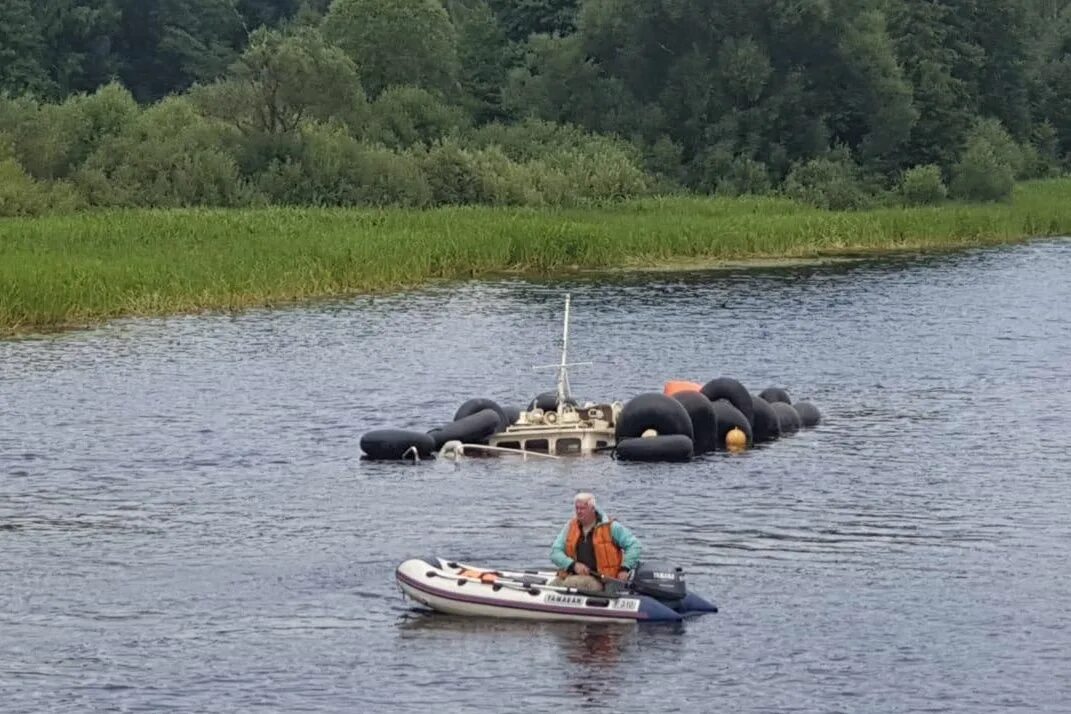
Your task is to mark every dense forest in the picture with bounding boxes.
[2,0,1070,216]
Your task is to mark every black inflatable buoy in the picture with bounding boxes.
[502,405,521,427]
[453,398,508,431]
[710,399,753,450]
[750,394,780,444]
[770,401,802,435]
[360,429,436,460]
[528,391,578,411]
[759,386,792,404]
[615,393,694,441]
[793,400,822,427]
[427,408,502,449]
[672,391,718,454]
[615,435,694,462]
[701,377,754,427]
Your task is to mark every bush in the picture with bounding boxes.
[898,164,947,206]
[419,140,485,205]
[366,86,469,149]
[255,124,433,207]
[76,97,249,208]
[950,142,1014,202]
[717,156,771,197]
[0,158,50,216]
[0,156,83,217]
[783,150,870,210]
[948,122,1022,203]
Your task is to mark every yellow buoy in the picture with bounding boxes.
[725,427,747,452]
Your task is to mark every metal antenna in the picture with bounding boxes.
[532,293,591,405]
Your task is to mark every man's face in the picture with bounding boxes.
[574,499,596,524]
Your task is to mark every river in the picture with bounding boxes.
[2,239,1069,712]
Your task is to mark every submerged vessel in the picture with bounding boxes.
[483,294,621,457]
[395,556,718,623]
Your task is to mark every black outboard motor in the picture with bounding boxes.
[630,561,687,602]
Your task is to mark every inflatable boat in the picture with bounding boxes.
[395,557,718,623]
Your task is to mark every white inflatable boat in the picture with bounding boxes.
[396,556,717,623]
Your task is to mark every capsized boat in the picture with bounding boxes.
[395,556,718,623]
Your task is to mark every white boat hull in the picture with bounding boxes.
[396,557,715,623]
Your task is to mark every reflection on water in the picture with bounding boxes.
[2,239,1070,713]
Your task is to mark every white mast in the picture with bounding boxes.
[533,293,591,407]
[557,294,572,405]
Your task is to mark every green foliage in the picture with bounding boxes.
[834,8,917,164]
[255,123,433,206]
[487,0,578,41]
[466,117,602,160]
[18,82,140,179]
[114,0,246,101]
[418,140,486,205]
[784,148,871,210]
[35,0,123,96]
[0,156,83,217]
[898,164,948,206]
[366,86,469,149]
[0,158,52,217]
[190,26,365,135]
[322,0,460,97]
[503,34,634,134]
[77,97,249,207]
[950,133,1016,203]
[0,0,52,96]
[967,118,1025,178]
[448,0,513,122]
[718,156,772,197]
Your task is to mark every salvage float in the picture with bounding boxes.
[396,556,718,623]
[360,294,822,462]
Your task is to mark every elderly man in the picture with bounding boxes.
[550,492,642,592]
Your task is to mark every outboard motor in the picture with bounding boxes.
[630,561,687,602]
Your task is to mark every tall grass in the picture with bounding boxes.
[3,179,1070,334]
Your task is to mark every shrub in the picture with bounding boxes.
[950,142,1014,202]
[76,97,248,208]
[419,140,486,205]
[366,86,469,149]
[717,156,771,197]
[898,164,947,206]
[783,150,870,210]
[0,158,50,216]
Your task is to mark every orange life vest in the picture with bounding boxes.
[565,518,623,578]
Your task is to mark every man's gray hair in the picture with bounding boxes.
[574,492,596,506]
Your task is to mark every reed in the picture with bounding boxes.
[3,179,1070,334]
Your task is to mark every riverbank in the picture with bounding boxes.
[2,179,1070,336]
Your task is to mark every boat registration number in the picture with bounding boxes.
[611,598,640,611]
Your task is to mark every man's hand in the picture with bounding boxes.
[573,562,591,576]
[616,569,630,580]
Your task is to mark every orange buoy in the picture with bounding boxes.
[725,427,748,452]
[663,380,702,397]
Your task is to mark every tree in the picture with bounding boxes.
[113,0,245,101]
[448,0,513,122]
[322,0,460,98]
[191,26,364,135]
[237,0,302,29]
[487,0,579,42]
[889,0,975,172]
[0,0,52,96]
[33,0,123,97]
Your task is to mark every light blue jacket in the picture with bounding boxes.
[550,511,642,572]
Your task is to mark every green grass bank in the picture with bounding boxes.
[3,179,1070,336]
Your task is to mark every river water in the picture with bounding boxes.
[2,239,1070,713]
